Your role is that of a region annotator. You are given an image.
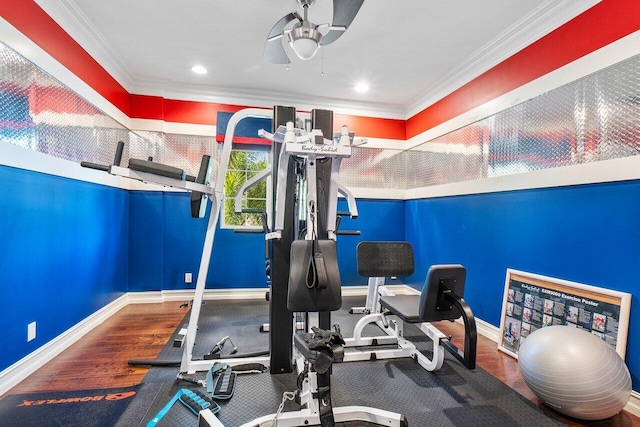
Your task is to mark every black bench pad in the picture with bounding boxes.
[379,295,423,323]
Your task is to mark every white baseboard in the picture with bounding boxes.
[0,293,129,397]
[625,391,640,418]
[2,286,639,419]
[123,285,419,304]
[125,288,270,304]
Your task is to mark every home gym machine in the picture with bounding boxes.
[234,108,407,427]
[233,106,362,375]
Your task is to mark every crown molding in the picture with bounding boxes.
[34,0,136,90]
[33,0,600,120]
[129,80,407,119]
[403,0,602,118]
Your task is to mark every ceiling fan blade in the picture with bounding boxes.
[321,0,364,45]
[264,12,299,64]
[264,39,290,64]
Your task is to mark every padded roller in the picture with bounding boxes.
[191,155,212,218]
[129,158,186,180]
[113,141,124,166]
[80,141,125,172]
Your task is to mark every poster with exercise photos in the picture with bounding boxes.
[498,269,631,360]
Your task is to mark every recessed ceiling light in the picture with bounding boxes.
[191,65,207,75]
[355,82,369,93]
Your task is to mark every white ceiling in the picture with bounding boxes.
[35,0,599,119]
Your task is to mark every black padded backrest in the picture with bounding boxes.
[288,240,342,312]
[113,141,125,166]
[419,264,466,322]
[190,155,212,218]
[356,241,414,278]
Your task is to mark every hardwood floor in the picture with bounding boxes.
[3,303,187,395]
[2,301,639,426]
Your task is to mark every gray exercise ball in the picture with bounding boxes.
[518,325,631,420]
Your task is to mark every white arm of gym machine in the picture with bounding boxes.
[109,165,215,195]
[267,144,291,240]
[259,123,313,240]
[325,156,342,240]
[233,166,271,214]
[337,184,358,218]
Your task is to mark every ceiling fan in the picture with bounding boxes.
[264,0,365,64]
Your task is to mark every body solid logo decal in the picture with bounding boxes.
[18,391,137,407]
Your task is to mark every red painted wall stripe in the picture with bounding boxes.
[129,95,164,121]
[128,94,407,140]
[1,0,130,115]
[162,100,246,126]
[5,0,638,141]
[406,0,640,139]
[129,96,251,126]
[334,114,405,140]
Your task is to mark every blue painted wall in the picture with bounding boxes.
[128,191,267,291]
[5,162,639,392]
[0,165,129,372]
[127,193,405,291]
[335,199,406,286]
[405,180,640,389]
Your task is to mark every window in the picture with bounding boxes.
[223,149,268,228]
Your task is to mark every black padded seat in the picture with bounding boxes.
[377,264,477,369]
[379,295,423,323]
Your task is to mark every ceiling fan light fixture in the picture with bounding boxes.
[288,25,322,60]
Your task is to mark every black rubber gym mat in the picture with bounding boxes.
[117,296,564,426]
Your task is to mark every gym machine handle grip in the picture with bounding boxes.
[335,230,361,236]
[234,229,264,234]
[238,210,270,234]
[80,141,125,173]
[80,161,109,172]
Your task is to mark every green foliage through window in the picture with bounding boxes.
[223,149,268,227]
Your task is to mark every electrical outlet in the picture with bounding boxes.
[185,272,193,284]
[27,321,36,342]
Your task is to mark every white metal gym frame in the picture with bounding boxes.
[179,109,363,373]
[107,109,273,427]
[109,166,215,196]
[259,122,360,242]
[238,358,406,427]
[340,273,449,371]
[343,313,449,371]
[108,108,274,374]
[179,108,274,374]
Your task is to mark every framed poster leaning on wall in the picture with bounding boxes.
[498,269,631,359]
